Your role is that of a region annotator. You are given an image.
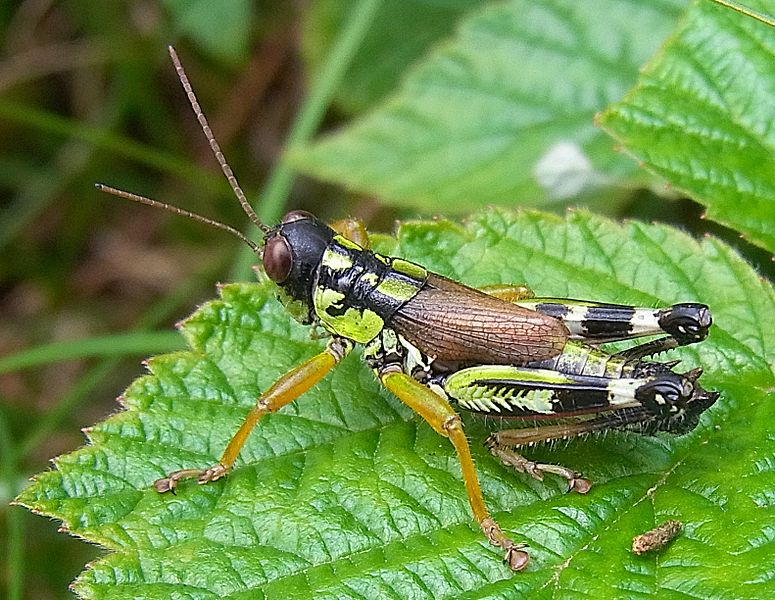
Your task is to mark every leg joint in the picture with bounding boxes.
[442,414,462,434]
[327,337,353,363]
[378,363,403,378]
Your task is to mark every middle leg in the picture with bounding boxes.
[380,368,529,571]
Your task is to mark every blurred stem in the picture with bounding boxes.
[0,409,23,600]
[0,132,93,251]
[230,0,383,280]
[0,331,183,374]
[0,100,221,191]
[0,100,118,251]
[17,262,221,460]
[0,98,237,250]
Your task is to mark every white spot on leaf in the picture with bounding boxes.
[533,141,607,200]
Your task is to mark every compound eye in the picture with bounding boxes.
[263,235,292,283]
[282,210,313,224]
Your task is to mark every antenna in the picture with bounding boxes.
[167,46,269,234]
[95,183,261,254]
[96,48,271,253]
[710,0,775,28]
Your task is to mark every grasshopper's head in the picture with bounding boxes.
[262,210,334,318]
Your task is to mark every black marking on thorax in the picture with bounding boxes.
[314,238,426,322]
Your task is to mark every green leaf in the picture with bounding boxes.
[17,210,775,598]
[599,0,775,254]
[163,0,252,65]
[302,0,486,113]
[292,0,690,211]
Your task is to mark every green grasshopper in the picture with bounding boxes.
[97,47,717,571]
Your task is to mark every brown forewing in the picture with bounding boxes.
[390,274,568,364]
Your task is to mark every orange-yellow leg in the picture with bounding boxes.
[380,369,529,571]
[479,283,535,303]
[154,338,351,493]
[330,217,370,249]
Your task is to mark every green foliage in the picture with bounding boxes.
[301,0,486,113]
[163,0,253,65]
[291,0,690,211]
[600,0,775,253]
[17,210,775,598]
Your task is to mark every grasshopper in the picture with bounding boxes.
[97,47,717,571]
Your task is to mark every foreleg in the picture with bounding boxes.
[154,337,351,492]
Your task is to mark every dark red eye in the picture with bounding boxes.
[282,210,313,224]
[263,235,292,283]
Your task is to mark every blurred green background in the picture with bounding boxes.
[1,1,771,598]
[0,2,361,597]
